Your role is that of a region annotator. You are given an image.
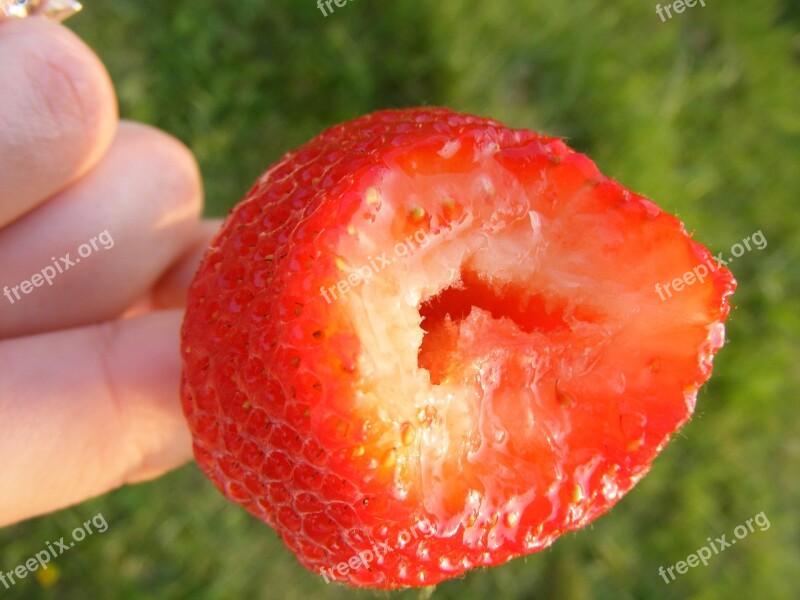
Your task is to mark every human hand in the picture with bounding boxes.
[0,16,218,526]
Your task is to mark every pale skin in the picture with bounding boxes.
[0,17,220,526]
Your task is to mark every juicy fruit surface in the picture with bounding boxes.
[181,108,735,588]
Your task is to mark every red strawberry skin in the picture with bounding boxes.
[180,108,735,588]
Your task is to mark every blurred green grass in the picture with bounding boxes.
[2,1,799,598]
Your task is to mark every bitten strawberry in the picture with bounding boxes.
[180,108,735,588]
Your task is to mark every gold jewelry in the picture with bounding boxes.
[1,0,82,22]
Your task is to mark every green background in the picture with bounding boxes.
[2,0,799,598]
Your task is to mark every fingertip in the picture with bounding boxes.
[118,121,205,224]
[151,218,222,309]
[0,17,118,224]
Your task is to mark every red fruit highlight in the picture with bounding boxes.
[180,107,735,588]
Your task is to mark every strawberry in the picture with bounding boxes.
[180,107,735,588]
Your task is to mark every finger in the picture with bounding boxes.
[0,17,117,227]
[120,218,221,319]
[0,121,203,340]
[151,218,222,309]
[0,309,191,527]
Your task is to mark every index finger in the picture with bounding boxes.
[0,16,117,227]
